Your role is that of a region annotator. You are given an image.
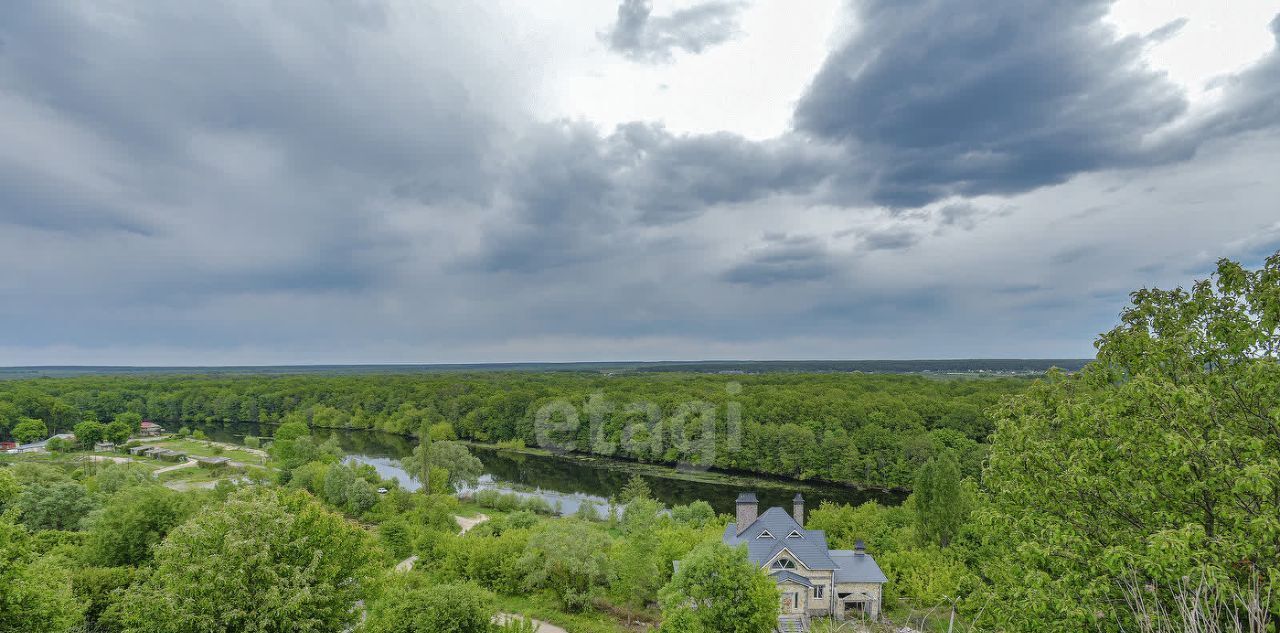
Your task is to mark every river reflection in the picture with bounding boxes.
[187,421,904,515]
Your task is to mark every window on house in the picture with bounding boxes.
[813,585,824,599]
[772,558,796,570]
[757,530,774,539]
[787,530,803,539]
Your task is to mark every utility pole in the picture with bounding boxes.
[945,596,956,633]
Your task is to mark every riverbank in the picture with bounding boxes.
[461,440,909,495]
[178,420,907,512]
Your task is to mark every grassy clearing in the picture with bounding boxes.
[141,438,268,464]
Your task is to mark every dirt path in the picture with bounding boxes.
[82,455,133,464]
[152,459,198,475]
[456,513,489,534]
[394,514,490,573]
[494,613,566,633]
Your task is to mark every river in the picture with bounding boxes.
[186,421,905,516]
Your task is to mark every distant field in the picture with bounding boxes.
[0,358,1090,379]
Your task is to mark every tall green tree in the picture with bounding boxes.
[84,485,198,567]
[112,488,378,633]
[401,440,483,492]
[911,450,969,547]
[612,497,665,607]
[657,542,777,633]
[14,480,96,531]
[0,516,83,632]
[73,420,106,449]
[982,254,1280,631]
[519,519,612,612]
[11,417,48,444]
[103,420,132,445]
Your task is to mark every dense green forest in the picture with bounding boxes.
[0,372,1029,489]
[2,254,1278,632]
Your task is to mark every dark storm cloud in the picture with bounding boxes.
[722,235,838,286]
[464,122,836,273]
[604,0,744,63]
[795,0,1190,207]
[3,0,1280,364]
[0,1,503,299]
[859,227,920,252]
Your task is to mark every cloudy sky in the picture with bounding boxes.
[2,0,1278,365]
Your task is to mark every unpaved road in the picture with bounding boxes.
[495,613,564,633]
[394,514,490,573]
[153,459,198,475]
[456,513,489,534]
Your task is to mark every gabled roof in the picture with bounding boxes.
[830,550,889,584]
[724,507,837,570]
[769,570,813,588]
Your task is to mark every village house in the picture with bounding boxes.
[723,493,887,629]
[138,420,163,437]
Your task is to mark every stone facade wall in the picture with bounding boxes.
[835,582,883,618]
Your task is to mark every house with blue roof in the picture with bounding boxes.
[724,492,887,623]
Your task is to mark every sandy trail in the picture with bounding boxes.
[394,514,491,573]
[494,613,566,633]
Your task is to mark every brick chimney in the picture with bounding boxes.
[735,492,758,535]
[792,493,805,526]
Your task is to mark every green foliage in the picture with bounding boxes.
[473,490,558,515]
[878,546,975,606]
[806,500,913,554]
[12,417,48,444]
[657,542,777,633]
[441,528,532,592]
[243,435,261,449]
[0,468,18,512]
[402,441,484,492]
[46,437,72,453]
[519,519,613,611]
[73,565,137,632]
[981,254,1280,631]
[190,429,207,440]
[619,474,652,503]
[84,485,198,566]
[15,480,97,531]
[669,500,715,528]
[364,578,498,633]
[104,420,132,445]
[0,370,1024,489]
[112,487,378,633]
[429,421,459,441]
[911,450,971,547]
[113,411,143,432]
[0,516,83,632]
[574,500,602,521]
[612,497,664,608]
[74,420,106,448]
[89,462,155,495]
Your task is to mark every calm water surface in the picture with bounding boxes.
[187,421,904,515]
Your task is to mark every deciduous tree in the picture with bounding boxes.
[657,542,777,633]
[982,254,1280,631]
[113,488,378,633]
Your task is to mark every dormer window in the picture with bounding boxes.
[787,530,804,539]
[772,558,796,570]
[757,530,774,539]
